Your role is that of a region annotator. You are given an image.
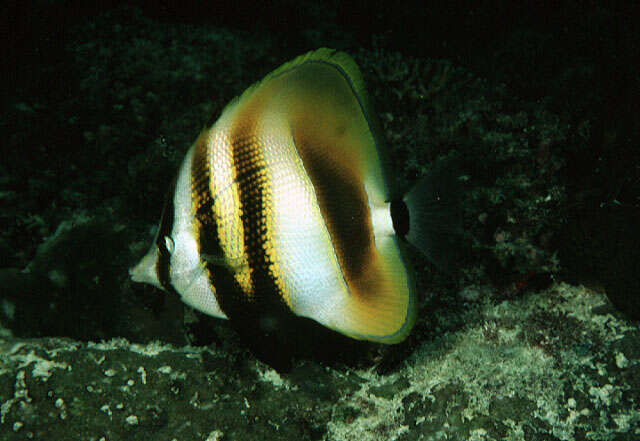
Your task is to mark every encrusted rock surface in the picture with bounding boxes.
[1,284,638,440]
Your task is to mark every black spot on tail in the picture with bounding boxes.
[390,198,410,239]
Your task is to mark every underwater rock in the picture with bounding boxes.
[0,283,638,440]
[559,204,640,321]
[0,216,185,344]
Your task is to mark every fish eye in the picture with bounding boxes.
[163,236,175,255]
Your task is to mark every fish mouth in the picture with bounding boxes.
[129,250,161,288]
[128,264,142,282]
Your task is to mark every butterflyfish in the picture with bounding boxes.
[130,48,459,346]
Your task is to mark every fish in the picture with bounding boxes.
[130,48,459,349]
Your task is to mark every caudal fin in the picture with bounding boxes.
[391,160,463,271]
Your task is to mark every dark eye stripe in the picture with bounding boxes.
[155,177,180,297]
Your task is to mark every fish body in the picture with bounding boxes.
[131,49,417,344]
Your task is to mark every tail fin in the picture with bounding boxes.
[391,160,463,272]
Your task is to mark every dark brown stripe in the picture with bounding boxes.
[191,135,222,255]
[269,55,391,197]
[232,134,280,298]
[224,114,290,320]
[190,133,231,308]
[292,127,374,295]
